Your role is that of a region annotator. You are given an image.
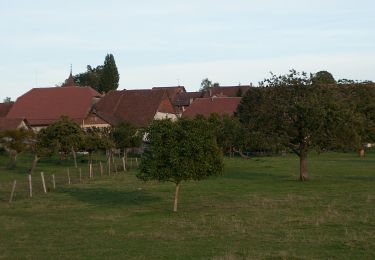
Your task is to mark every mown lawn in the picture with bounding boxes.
[0,151,374,259]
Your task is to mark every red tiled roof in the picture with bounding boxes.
[182,97,242,118]
[95,89,176,127]
[0,118,27,131]
[173,92,203,107]
[7,87,101,126]
[0,103,14,117]
[152,86,186,100]
[203,86,250,97]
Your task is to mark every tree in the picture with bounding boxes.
[41,116,84,166]
[100,54,120,93]
[75,65,103,92]
[0,128,33,168]
[138,118,223,212]
[200,78,212,91]
[3,97,12,103]
[237,70,358,181]
[311,71,336,85]
[112,122,142,157]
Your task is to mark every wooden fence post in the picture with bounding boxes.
[89,163,93,179]
[52,174,56,189]
[67,168,71,185]
[41,172,47,194]
[9,180,17,203]
[108,159,111,176]
[122,157,126,172]
[28,174,32,198]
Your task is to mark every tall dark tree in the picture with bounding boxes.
[100,54,120,93]
[138,118,223,212]
[311,71,336,85]
[237,70,359,181]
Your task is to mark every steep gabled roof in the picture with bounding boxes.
[182,97,242,118]
[95,89,176,127]
[0,103,14,117]
[203,85,251,97]
[152,86,186,100]
[7,87,101,126]
[0,118,28,131]
[173,92,204,107]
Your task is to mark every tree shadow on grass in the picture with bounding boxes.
[58,187,161,206]
[224,171,290,181]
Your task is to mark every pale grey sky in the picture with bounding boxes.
[1,0,374,100]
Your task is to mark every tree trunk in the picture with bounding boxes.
[29,154,39,175]
[299,153,309,181]
[8,150,17,168]
[173,183,180,212]
[72,147,78,168]
[358,147,365,158]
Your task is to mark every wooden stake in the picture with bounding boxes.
[67,168,71,185]
[41,172,47,194]
[89,163,93,179]
[9,180,17,203]
[79,168,82,183]
[28,174,32,198]
[52,174,56,189]
[108,159,111,176]
[122,157,126,172]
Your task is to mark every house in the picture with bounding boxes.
[6,74,110,131]
[0,102,14,117]
[0,118,30,131]
[203,85,251,98]
[182,97,242,118]
[173,91,204,114]
[95,89,177,127]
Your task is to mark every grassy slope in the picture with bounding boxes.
[0,152,374,259]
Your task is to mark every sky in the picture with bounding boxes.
[1,0,374,100]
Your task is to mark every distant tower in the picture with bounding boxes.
[61,64,76,87]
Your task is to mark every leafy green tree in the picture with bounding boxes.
[0,128,33,168]
[112,122,142,157]
[138,118,223,212]
[207,114,245,157]
[75,65,103,92]
[200,78,213,91]
[42,116,84,165]
[3,97,12,103]
[237,70,359,181]
[100,54,120,93]
[311,71,336,85]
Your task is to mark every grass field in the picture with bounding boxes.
[0,151,374,259]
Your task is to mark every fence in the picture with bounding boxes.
[0,157,140,203]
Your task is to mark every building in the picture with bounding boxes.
[0,118,29,131]
[6,74,110,131]
[203,85,251,98]
[95,89,177,127]
[182,97,242,118]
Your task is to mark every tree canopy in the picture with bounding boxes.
[237,70,360,181]
[138,118,223,211]
[311,71,336,85]
[74,54,119,93]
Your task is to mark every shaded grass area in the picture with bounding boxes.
[0,152,374,259]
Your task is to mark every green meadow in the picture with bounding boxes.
[0,152,374,259]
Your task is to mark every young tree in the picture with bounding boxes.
[237,70,359,181]
[112,122,142,157]
[138,118,223,212]
[0,128,33,168]
[3,97,12,103]
[100,54,120,93]
[42,116,84,166]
